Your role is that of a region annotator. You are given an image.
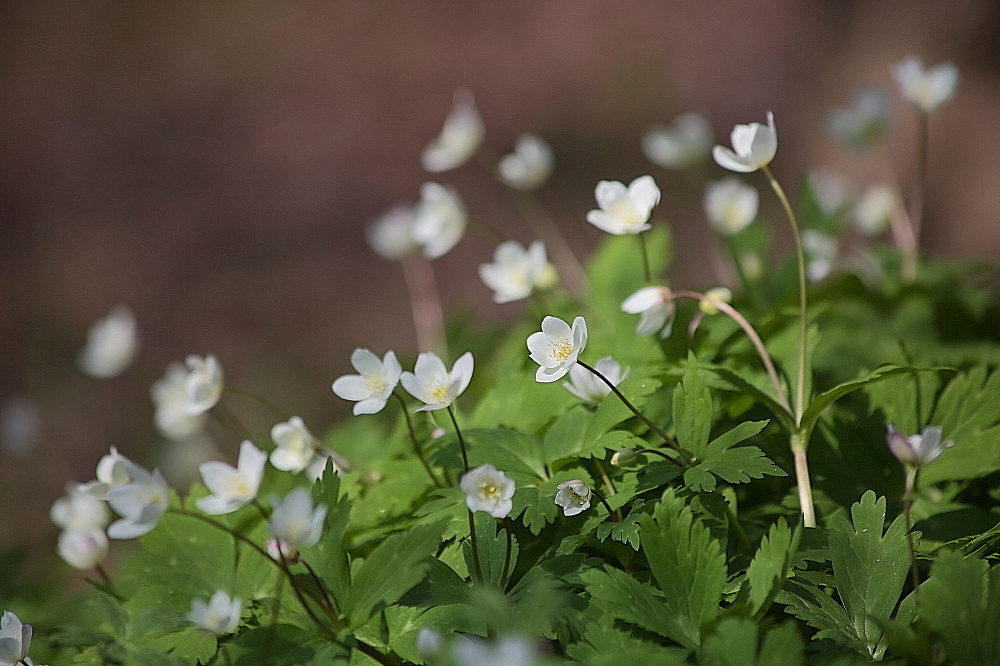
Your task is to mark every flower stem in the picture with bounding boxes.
[637,233,653,284]
[791,433,816,528]
[510,188,588,295]
[631,447,683,467]
[223,386,288,420]
[904,111,929,283]
[903,466,922,602]
[467,510,484,584]
[499,517,514,590]
[394,392,442,487]
[447,405,470,472]
[591,488,622,522]
[401,256,447,357]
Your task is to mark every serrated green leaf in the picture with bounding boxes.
[704,420,769,455]
[746,518,797,617]
[697,617,804,666]
[596,513,641,550]
[924,367,1000,485]
[580,566,691,647]
[674,356,714,456]
[709,365,794,430]
[586,372,663,442]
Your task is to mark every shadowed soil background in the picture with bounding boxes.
[1,1,999,569]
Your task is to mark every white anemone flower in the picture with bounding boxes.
[269,487,328,548]
[641,112,713,170]
[826,86,891,151]
[0,610,31,665]
[400,352,474,412]
[497,133,554,191]
[269,416,318,473]
[183,354,224,416]
[621,286,676,338]
[195,441,267,515]
[78,305,139,378]
[421,89,485,173]
[892,55,958,113]
[460,464,515,518]
[563,356,628,404]
[411,182,468,259]
[802,230,839,282]
[586,175,661,235]
[51,482,110,531]
[188,591,242,635]
[712,112,777,173]
[151,362,209,441]
[703,178,759,236]
[106,463,171,539]
[366,205,420,260]
[453,634,536,666]
[332,349,401,416]
[527,316,588,383]
[78,446,136,499]
[854,184,901,236]
[555,480,592,517]
[478,240,553,304]
[886,425,953,468]
[57,528,109,570]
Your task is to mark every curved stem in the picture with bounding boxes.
[223,386,288,420]
[591,488,622,522]
[447,405,470,472]
[499,517,514,590]
[467,510,484,584]
[903,466,922,603]
[637,234,653,284]
[509,188,588,294]
[394,392,442,487]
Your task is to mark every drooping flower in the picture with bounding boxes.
[453,634,536,666]
[585,175,661,235]
[332,349,402,416]
[57,528,109,570]
[269,487,328,548]
[188,591,242,635]
[892,55,959,113]
[183,354,224,416]
[703,177,759,236]
[563,356,628,404]
[195,441,267,515]
[400,352,474,412]
[554,480,592,517]
[106,463,171,539]
[478,240,554,304]
[712,112,777,173]
[421,89,485,173]
[621,286,675,338]
[366,204,420,260]
[826,86,891,151]
[527,316,587,383]
[641,112,713,170]
[151,362,209,441]
[0,610,31,666]
[853,184,901,236]
[886,425,952,468]
[78,305,139,378]
[269,416,318,473]
[497,133,554,191]
[411,182,468,259]
[460,464,515,518]
[50,482,111,531]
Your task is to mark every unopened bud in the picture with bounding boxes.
[610,448,638,466]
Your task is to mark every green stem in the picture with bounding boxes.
[447,405,470,472]
[631,447,683,467]
[791,432,816,528]
[223,386,288,420]
[499,517,514,590]
[591,488,622,522]
[903,466,921,602]
[637,233,653,284]
[467,510,484,584]
[394,392,442,487]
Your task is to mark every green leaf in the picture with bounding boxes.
[586,371,663,442]
[639,488,727,648]
[709,365,793,431]
[746,518,797,617]
[543,404,593,465]
[587,225,671,308]
[580,566,691,647]
[464,511,518,588]
[705,420,769,454]
[697,617,804,666]
[923,367,1000,485]
[674,356,714,456]
[466,427,548,481]
[596,512,642,550]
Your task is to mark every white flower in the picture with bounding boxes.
[527,316,587,383]
[421,89,484,173]
[621,286,675,338]
[188,591,241,635]
[712,111,777,173]
[416,628,443,658]
[411,182,467,259]
[886,425,953,468]
[151,363,208,441]
[106,463,171,539]
[807,169,851,216]
[269,487,327,548]
[332,349,402,416]
[269,416,318,473]
[826,86,891,150]
[892,55,958,113]
[0,396,40,455]
[78,306,139,378]
[497,133,554,190]
[478,240,553,304]
[183,354,224,416]
[853,184,901,236]
[195,441,267,515]
[57,528,109,570]
[802,230,839,282]
[564,356,628,404]
[0,610,31,666]
[586,175,661,235]
[78,446,136,499]
[460,464,515,519]
[703,178,759,235]
[51,483,110,531]
[400,352,474,412]
[366,205,420,260]
[641,112,713,170]
[555,480,592,517]
[453,634,536,666]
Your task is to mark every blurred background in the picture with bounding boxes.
[2,0,999,567]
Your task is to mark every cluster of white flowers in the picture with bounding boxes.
[50,482,110,570]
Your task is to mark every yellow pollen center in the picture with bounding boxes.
[481,482,500,500]
[366,377,387,394]
[612,200,641,227]
[431,383,449,403]
[551,338,574,362]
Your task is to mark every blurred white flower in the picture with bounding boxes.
[497,133,554,190]
[854,184,901,236]
[641,112,713,170]
[807,169,851,216]
[892,55,958,113]
[188,591,241,635]
[563,356,628,404]
[195,441,267,515]
[453,634,536,666]
[78,306,139,379]
[621,286,675,338]
[554,480,592,517]
[703,177,759,236]
[826,86,891,150]
[151,363,208,441]
[400,352,474,412]
[57,528,109,570]
[527,316,588,383]
[51,482,110,532]
[886,424,953,468]
[106,463,171,539]
[0,396,40,455]
[712,112,777,173]
[478,240,553,304]
[416,627,443,658]
[366,205,420,260]
[270,416,318,473]
[183,354,224,416]
[460,464,515,518]
[269,487,327,548]
[411,182,467,259]
[0,610,31,666]
[421,89,484,173]
[802,230,839,282]
[586,175,661,235]
[79,446,137,500]
[332,348,402,416]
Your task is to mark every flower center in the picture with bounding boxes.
[550,338,574,362]
[480,482,500,501]
[366,376,387,395]
[430,382,450,404]
[611,200,642,228]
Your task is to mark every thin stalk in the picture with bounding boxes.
[276,546,340,639]
[509,188,588,294]
[223,386,288,420]
[904,111,929,283]
[302,558,340,616]
[724,501,752,552]
[637,233,653,284]
[591,488,622,522]
[401,256,446,357]
[220,644,234,666]
[447,405,470,472]
[594,459,617,496]
[903,466,922,602]
[792,438,816,528]
[499,518,514,590]
[467,510,484,584]
[393,392,442,487]
[577,360,691,464]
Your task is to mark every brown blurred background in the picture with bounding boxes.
[2,1,999,562]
